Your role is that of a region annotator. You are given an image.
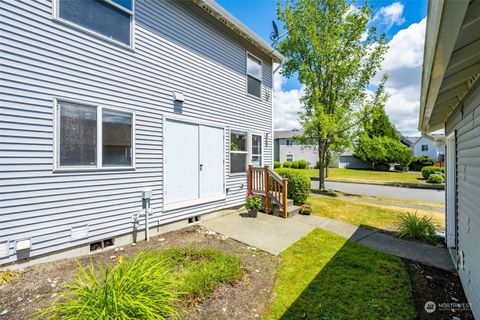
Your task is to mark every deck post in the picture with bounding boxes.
[282,179,288,218]
[247,165,253,195]
[264,166,270,214]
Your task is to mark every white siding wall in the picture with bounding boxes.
[445,84,480,318]
[413,136,440,159]
[278,139,318,167]
[0,0,273,264]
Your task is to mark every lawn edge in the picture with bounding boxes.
[311,177,445,190]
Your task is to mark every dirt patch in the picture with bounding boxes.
[403,259,475,320]
[0,226,279,320]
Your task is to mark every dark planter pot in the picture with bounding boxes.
[300,209,312,215]
[248,209,258,218]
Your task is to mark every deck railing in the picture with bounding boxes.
[247,165,288,218]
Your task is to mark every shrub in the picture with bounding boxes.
[283,161,292,168]
[395,212,438,244]
[297,160,308,169]
[409,156,435,171]
[245,194,262,210]
[394,164,408,172]
[274,161,281,169]
[421,166,445,179]
[315,161,321,169]
[373,163,390,171]
[428,173,445,184]
[274,168,311,205]
[38,253,180,319]
[291,161,300,169]
[156,248,243,300]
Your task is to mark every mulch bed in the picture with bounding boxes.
[0,226,279,320]
[403,259,475,320]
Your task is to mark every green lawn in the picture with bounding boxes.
[305,168,443,188]
[265,229,415,319]
[308,196,445,231]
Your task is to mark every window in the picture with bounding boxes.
[286,153,294,162]
[102,109,133,166]
[422,144,428,151]
[57,0,133,46]
[246,53,262,98]
[251,134,262,166]
[230,130,247,174]
[286,139,294,146]
[57,100,134,169]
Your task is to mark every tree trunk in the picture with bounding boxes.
[318,141,326,190]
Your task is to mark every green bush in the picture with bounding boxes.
[421,166,445,179]
[297,160,308,169]
[394,164,408,172]
[409,156,435,171]
[245,194,262,210]
[274,168,311,205]
[274,161,281,169]
[428,173,445,184]
[373,163,390,171]
[315,161,321,169]
[395,212,438,244]
[283,161,292,168]
[156,248,243,300]
[291,160,300,169]
[38,252,180,319]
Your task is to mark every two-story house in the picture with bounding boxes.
[0,0,284,266]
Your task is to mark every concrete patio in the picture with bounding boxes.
[200,212,455,271]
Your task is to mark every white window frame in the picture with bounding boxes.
[52,0,136,50]
[230,129,249,175]
[246,52,263,99]
[286,153,294,162]
[53,98,136,171]
[249,133,264,166]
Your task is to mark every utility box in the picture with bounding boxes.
[142,188,153,199]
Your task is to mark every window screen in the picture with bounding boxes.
[102,109,133,166]
[59,102,97,166]
[59,0,131,45]
[247,54,262,98]
[230,131,248,174]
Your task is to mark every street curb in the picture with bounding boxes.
[310,177,445,190]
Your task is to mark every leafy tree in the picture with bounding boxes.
[277,0,388,189]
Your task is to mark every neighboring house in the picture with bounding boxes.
[411,134,445,161]
[0,0,284,266]
[274,130,318,167]
[419,0,480,318]
[329,149,372,169]
[274,130,371,169]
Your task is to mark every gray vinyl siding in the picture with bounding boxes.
[445,83,480,317]
[0,0,273,264]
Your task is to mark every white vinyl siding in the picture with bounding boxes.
[0,0,273,265]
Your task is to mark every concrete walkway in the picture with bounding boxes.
[201,212,455,271]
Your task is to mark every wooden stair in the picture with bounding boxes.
[248,165,296,218]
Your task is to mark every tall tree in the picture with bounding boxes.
[277,0,388,189]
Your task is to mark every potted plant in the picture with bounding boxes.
[245,193,262,217]
[299,204,312,215]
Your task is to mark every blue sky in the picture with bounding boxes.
[217,0,428,136]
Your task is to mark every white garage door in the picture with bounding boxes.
[164,119,225,207]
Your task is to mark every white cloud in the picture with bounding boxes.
[380,18,427,136]
[273,71,305,130]
[373,2,406,29]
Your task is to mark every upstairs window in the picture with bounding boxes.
[230,130,247,174]
[57,0,134,46]
[286,153,294,162]
[57,100,134,169]
[421,144,428,151]
[246,53,262,98]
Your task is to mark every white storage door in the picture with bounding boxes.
[164,119,199,204]
[199,125,224,198]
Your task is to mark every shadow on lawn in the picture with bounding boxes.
[277,227,415,320]
[275,227,471,320]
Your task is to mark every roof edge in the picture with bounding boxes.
[191,0,285,63]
